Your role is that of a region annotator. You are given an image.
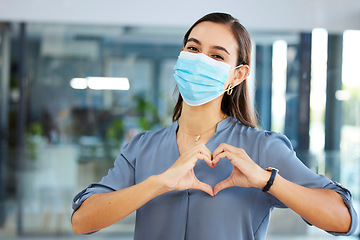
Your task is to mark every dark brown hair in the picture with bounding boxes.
[172,12,257,127]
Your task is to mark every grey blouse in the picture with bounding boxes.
[72,117,358,239]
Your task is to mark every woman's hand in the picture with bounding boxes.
[212,143,269,195]
[160,144,214,196]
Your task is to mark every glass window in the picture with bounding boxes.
[14,23,184,234]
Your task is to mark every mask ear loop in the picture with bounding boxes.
[229,64,243,71]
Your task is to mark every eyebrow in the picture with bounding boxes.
[187,37,230,55]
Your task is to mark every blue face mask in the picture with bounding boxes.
[173,51,242,106]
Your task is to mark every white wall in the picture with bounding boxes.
[0,0,359,32]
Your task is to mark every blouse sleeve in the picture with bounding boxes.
[258,131,358,236]
[71,131,147,215]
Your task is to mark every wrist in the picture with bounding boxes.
[258,169,272,189]
[150,174,172,195]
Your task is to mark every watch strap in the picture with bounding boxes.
[262,168,278,192]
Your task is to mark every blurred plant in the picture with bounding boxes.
[106,118,125,147]
[25,122,44,162]
[27,122,43,136]
[133,94,162,131]
[103,118,125,159]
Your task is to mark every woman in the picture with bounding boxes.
[72,12,357,239]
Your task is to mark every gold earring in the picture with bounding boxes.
[226,84,233,95]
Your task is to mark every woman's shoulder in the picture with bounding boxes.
[231,118,293,150]
[122,123,175,150]
[139,123,175,140]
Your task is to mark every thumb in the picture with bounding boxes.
[192,180,214,197]
[214,177,234,195]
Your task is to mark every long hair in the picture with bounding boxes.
[172,12,257,128]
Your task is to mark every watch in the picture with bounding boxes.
[262,167,279,192]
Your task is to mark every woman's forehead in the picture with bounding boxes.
[187,21,238,52]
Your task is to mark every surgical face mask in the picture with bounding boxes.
[173,51,242,106]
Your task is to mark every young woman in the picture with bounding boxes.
[72,12,357,239]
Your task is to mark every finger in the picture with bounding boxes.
[214,177,234,195]
[212,143,228,158]
[198,143,212,154]
[212,151,234,166]
[195,152,213,168]
[187,144,214,167]
[194,153,213,167]
[213,143,240,158]
[212,143,236,164]
[197,144,213,164]
[193,180,214,196]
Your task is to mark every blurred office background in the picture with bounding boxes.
[0,0,359,239]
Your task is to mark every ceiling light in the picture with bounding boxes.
[70,78,87,89]
[87,77,130,90]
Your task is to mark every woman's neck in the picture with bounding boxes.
[177,98,226,136]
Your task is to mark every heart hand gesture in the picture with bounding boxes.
[160,144,214,196]
[159,143,269,197]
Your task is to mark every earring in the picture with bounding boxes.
[226,84,233,95]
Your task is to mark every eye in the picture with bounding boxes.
[186,46,199,52]
[211,54,224,61]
